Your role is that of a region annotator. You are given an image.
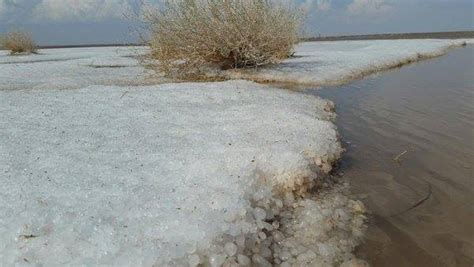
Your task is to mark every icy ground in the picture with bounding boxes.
[0,39,471,266]
[0,46,154,91]
[1,39,472,91]
[0,80,366,266]
[226,39,474,86]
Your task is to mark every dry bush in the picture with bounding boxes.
[143,0,302,80]
[0,31,37,55]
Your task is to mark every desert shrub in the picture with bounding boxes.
[0,31,37,55]
[143,0,301,79]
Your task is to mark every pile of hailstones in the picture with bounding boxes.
[170,180,368,267]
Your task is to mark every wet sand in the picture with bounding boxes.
[312,46,474,266]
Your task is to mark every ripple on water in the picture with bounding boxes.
[312,45,474,267]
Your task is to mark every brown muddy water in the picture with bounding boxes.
[311,46,474,266]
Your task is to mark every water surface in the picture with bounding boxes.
[312,46,473,266]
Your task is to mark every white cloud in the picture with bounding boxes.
[0,0,38,21]
[32,0,133,22]
[315,0,332,11]
[301,0,332,12]
[347,0,393,16]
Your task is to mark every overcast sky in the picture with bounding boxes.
[0,0,472,45]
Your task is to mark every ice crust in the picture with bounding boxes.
[0,46,152,91]
[225,39,473,86]
[1,39,470,266]
[1,39,472,92]
[0,80,367,265]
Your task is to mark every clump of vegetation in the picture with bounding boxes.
[143,0,301,80]
[0,31,37,55]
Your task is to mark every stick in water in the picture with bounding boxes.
[393,150,408,163]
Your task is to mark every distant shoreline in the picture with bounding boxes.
[303,31,474,42]
[2,31,472,50]
[36,43,144,49]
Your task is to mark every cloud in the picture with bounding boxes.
[0,0,41,22]
[315,0,332,11]
[301,0,332,12]
[32,0,133,22]
[347,0,393,16]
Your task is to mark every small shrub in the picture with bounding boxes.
[144,0,301,80]
[0,31,37,55]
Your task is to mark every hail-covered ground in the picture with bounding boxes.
[224,39,473,86]
[0,39,471,266]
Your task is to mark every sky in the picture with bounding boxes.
[0,0,472,45]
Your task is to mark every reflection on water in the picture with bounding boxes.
[312,46,474,267]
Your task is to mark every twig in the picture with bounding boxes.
[19,234,38,240]
[120,91,129,99]
[393,150,408,163]
[390,183,432,217]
